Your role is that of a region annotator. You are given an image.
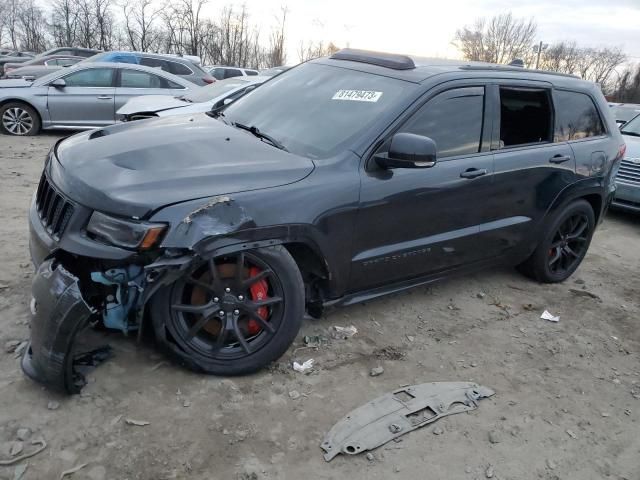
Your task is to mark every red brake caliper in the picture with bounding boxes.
[247,266,269,335]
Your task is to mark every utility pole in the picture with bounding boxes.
[535,41,543,69]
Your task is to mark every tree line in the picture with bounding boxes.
[1,2,638,101]
[453,12,634,100]
[0,0,295,68]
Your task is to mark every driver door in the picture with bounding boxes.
[349,85,495,291]
[47,67,116,127]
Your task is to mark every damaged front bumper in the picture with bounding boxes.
[21,259,109,394]
[22,254,192,394]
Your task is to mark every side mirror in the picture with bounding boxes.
[50,78,66,88]
[375,132,437,169]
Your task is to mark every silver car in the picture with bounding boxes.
[0,62,196,135]
[117,75,268,121]
[613,113,640,212]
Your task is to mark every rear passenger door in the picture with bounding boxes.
[114,68,188,113]
[350,84,495,291]
[480,82,577,258]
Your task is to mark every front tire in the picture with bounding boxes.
[0,102,41,136]
[151,246,304,375]
[517,199,595,283]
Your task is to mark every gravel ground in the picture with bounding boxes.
[0,133,639,480]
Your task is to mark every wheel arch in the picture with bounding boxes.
[544,179,605,226]
[191,228,339,309]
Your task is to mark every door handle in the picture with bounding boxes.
[460,168,488,179]
[549,154,571,164]
[97,96,112,100]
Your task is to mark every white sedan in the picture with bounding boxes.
[117,75,269,121]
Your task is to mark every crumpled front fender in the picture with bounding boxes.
[21,259,106,394]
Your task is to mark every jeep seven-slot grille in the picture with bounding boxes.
[616,159,640,185]
[35,173,74,239]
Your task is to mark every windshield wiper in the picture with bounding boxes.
[232,122,288,152]
[175,95,193,103]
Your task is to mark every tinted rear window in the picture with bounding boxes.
[555,91,605,141]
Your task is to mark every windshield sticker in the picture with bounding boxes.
[332,90,383,102]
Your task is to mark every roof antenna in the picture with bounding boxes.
[508,59,524,68]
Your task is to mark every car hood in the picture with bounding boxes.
[0,78,33,88]
[622,133,640,158]
[53,113,315,218]
[117,95,189,115]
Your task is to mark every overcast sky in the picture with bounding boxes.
[214,0,640,63]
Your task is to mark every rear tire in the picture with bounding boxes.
[151,245,304,375]
[517,199,595,283]
[0,102,41,136]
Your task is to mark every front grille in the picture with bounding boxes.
[616,159,640,185]
[35,173,74,239]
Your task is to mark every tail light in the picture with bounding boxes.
[202,76,215,84]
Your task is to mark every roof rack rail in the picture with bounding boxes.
[460,64,578,78]
[330,48,415,70]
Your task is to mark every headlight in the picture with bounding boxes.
[86,211,167,250]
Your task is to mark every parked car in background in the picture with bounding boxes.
[0,62,196,135]
[609,103,640,127]
[83,51,214,85]
[612,113,640,212]
[118,75,268,121]
[206,65,259,80]
[2,55,82,79]
[0,52,35,76]
[21,49,623,392]
[260,66,291,76]
[36,47,101,58]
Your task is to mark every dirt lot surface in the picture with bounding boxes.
[0,133,639,480]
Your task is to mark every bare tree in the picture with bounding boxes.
[453,12,537,64]
[297,40,339,62]
[93,0,115,50]
[3,0,21,49]
[266,7,287,68]
[50,0,79,47]
[538,41,582,74]
[15,0,48,51]
[587,47,626,85]
[122,0,160,51]
[611,64,640,102]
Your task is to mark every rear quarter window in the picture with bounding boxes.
[139,57,170,72]
[169,61,193,75]
[554,90,605,141]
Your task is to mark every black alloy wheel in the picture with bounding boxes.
[517,199,595,283]
[151,246,304,375]
[547,212,590,276]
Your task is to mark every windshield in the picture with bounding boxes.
[621,113,640,135]
[612,105,640,123]
[186,78,249,103]
[223,63,415,158]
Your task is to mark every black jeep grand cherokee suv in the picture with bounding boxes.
[24,49,624,393]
